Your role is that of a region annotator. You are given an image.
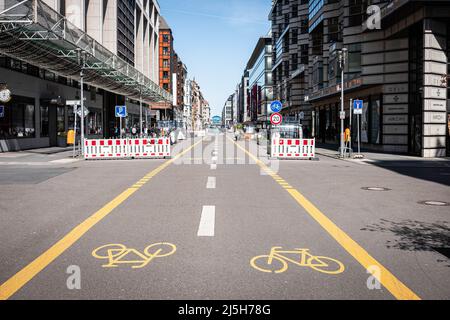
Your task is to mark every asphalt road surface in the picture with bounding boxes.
[0,133,449,300]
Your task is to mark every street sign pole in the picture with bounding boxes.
[73,105,77,158]
[139,89,143,137]
[357,113,361,155]
[339,48,347,158]
[349,98,353,149]
[120,115,123,139]
[78,50,85,156]
[352,99,364,158]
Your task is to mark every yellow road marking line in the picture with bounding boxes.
[229,137,420,300]
[0,139,203,300]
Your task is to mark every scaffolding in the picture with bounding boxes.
[0,0,171,103]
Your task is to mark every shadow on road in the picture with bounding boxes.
[316,143,450,187]
[361,219,450,266]
[368,160,450,187]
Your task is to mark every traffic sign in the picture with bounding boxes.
[115,105,127,118]
[270,112,283,126]
[353,99,363,115]
[339,111,346,120]
[270,100,282,113]
[66,100,81,106]
[299,111,305,120]
[76,106,89,118]
[0,105,4,118]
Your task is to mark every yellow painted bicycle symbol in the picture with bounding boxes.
[92,243,176,269]
[250,247,345,274]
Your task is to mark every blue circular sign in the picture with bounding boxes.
[270,101,282,113]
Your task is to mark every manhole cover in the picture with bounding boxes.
[361,187,391,192]
[418,201,450,207]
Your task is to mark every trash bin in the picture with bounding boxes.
[67,129,75,145]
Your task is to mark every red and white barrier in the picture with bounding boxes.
[129,138,171,159]
[270,138,315,159]
[84,139,129,159]
[84,138,171,160]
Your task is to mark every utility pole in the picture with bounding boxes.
[139,88,143,137]
[338,48,348,158]
[78,50,85,156]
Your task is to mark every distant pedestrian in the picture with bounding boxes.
[302,126,309,139]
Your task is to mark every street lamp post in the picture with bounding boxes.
[338,48,348,158]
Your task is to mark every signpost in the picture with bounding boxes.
[270,100,282,113]
[299,111,305,121]
[115,106,127,139]
[270,112,283,126]
[353,99,363,115]
[353,99,364,158]
[66,99,88,158]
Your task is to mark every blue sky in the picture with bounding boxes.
[159,0,271,117]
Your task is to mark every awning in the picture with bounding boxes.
[0,0,172,104]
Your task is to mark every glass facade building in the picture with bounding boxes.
[247,37,273,125]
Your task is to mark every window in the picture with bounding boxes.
[361,100,369,143]
[0,96,35,139]
[291,28,298,45]
[348,43,362,74]
[348,0,368,27]
[370,98,381,144]
[163,59,169,67]
[300,19,308,34]
[292,5,298,18]
[300,44,309,65]
[327,17,340,43]
[162,34,169,43]
[284,61,290,77]
[40,106,49,137]
[87,110,102,135]
[163,47,169,56]
[57,106,65,137]
[163,83,169,90]
[291,53,298,70]
[163,71,169,79]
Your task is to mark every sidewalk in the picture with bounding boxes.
[316,143,450,167]
[0,146,79,165]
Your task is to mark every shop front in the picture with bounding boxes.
[311,88,384,152]
[0,94,37,151]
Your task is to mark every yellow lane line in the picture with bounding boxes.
[0,138,203,300]
[228,137,420,300]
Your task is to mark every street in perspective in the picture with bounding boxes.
[0,0,450,308]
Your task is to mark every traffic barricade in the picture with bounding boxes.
[84,138,171,160]
[270,138,315,160]
[153,138,171,158]
[128,138,170,159]
[84,139,129,159]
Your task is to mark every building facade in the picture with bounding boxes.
[0,0,168,151]
[270,0,310,126]
[183,79,193,131]
[158,16,174,93]
[246,36,274,127]
[222,94,234,127]
[269,0,450,157]
[236,71,250,124]
[190,80,209,131]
